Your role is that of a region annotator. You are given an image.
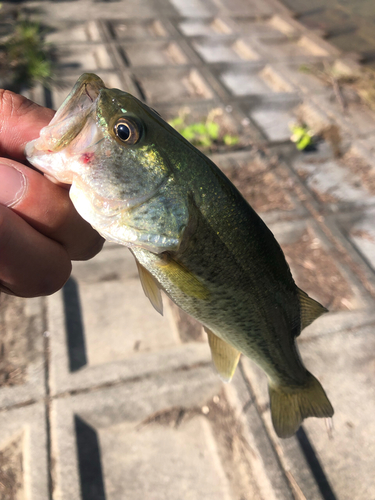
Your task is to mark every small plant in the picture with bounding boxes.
[0,9,54,92]
[169,107,239,150]
[290,123,314,151]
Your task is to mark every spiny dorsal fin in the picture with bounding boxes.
[204,327,241,382]
[136,261,163,316]
[298,288,328,331]
[156,256,210,301]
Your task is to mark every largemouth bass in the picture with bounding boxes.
[25,73,333,438]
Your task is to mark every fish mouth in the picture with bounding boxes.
[25,73,106,161]
[43,73,105,152]
[51,73,105,129]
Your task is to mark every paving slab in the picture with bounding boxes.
[334,207,375,274]
[292,150,375,212]
[192,38,260,63]
[0,403,49,500]
[240,93,301,142]
[106,18,173,40]
[216,63,295,97]
[0,296,46,409]
[120,40,190,67]
[177,17,233,37]
[132,66,215,104]
[169,0,215,17]
[211,0,274,17]
[98,416,234,500]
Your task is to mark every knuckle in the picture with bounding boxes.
[35,259,72,297]
[0,260,71,298]
[0,207,13,254]
[70,233,105,261]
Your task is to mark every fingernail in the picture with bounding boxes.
[0,163,27,207]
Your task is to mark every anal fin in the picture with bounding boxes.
[136,261,163,315]
[298,288,328,331]
[204,327,241,382]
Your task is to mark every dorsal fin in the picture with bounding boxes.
[298,288,328,331]
[136,261,163,315]
[204,327,241,382]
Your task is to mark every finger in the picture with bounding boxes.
[0,159,104,261]
[0,90,54,161]
[0,205,72,297]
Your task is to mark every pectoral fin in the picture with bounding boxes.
[204,327,241,382]
[298,288,328,331]
[136,261,163,315]
[157,256,210,301]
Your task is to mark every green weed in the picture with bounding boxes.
[0,9,54,91]
[290,123,314,151]
[169,107,239,150]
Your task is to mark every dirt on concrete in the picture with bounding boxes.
[0,294,40,387]
[0,433,24,500]
[282,227,354,310]
[344,149,375,195]
[136,389,262,500]
[222,155,295,214]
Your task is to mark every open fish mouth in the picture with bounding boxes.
[34,73,105,153]
[50,73,105,135]
[25,74,106,182]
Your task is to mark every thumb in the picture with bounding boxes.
[0,161,26,207]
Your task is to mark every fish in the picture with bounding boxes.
[25,73,334,438]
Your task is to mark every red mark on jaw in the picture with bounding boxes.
[84,83,94,102]
[81,153,95,164]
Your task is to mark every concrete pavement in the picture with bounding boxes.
[1,0,375,498]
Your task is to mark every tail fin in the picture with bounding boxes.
[269,372,334,438]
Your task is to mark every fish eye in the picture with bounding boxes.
[114,118,141,145]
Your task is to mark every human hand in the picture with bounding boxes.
[0,90,104,297]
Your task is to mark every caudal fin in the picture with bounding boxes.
[269,372,334,438]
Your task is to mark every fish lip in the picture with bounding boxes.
[83,80,102,104]
[49,74,105,129]
[25,74,106,163]
[76,74,105,108]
